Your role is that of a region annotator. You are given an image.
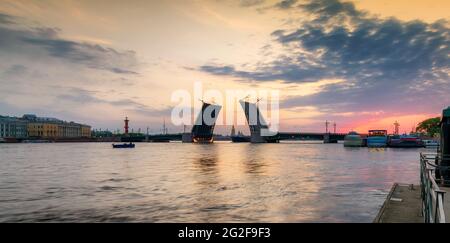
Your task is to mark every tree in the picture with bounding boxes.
[416,117,440,137]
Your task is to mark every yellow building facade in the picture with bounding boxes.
[27,122,91,138]
[27,123,58,138]
[81,125,91,138]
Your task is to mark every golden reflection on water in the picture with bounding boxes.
[185,142,325,222]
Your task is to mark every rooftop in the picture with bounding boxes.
[1,114,90,127]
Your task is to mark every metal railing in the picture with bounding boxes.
[420,153,447,223]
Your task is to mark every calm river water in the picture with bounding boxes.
[0,142,431,222]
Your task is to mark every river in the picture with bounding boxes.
[0,142,431,222]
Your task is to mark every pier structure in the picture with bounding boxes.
[375,153,449,223]
[374,183,423,223]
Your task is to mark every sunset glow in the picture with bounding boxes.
[1,0,449,134]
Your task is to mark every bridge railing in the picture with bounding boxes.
[420,153,447,223]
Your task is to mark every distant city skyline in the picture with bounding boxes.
[0,0,449,134]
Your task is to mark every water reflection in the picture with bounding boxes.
[368,147,387,153]
[0,142,424,222]
[242,144,268,175]
[193,145,219,175]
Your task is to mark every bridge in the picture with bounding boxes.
[277,132,347,141]
[121,134,182,142]
[121,132,349,142]
[239,100,354,143]
[121,100,357,143]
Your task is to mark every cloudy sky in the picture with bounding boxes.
[0,0,449,134]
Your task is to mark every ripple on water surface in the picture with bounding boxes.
[0,142,425,222]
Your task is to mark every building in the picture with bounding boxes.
[0,116,28,139]
[23,114,91,139]
[27,122,58,138]
[81,125,91,137]
[0,114,91,139]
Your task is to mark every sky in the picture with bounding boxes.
[0,0,449,134]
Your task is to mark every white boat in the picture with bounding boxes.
[423,140,439,147]
[344,131,363,147]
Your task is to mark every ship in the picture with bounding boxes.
[367,130,388,147]
[190,101,222,143]
[343,131,364,147]
[387,134,424,148]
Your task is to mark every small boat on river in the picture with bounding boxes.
[113,117,135,149]
[112,142,135,148]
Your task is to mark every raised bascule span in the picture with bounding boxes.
[189,101,222,143]
[239,100,279,143]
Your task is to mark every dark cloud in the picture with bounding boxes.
[275,0,298,9]
[3,64,27,76]
[0,13,15,24]
[0,13,139,75]
[199,0,450,115]
[56,88,171,117]
[57,88,146,108]
[299,0,362,20]
[240,0,265,7]
[199,60,328,82]
[110,67,139,75]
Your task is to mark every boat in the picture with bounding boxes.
[367,130,388,147]
[423,140,439,148]
[344,131,363,147]
[388,134,424,148]
[112,142,135,148]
